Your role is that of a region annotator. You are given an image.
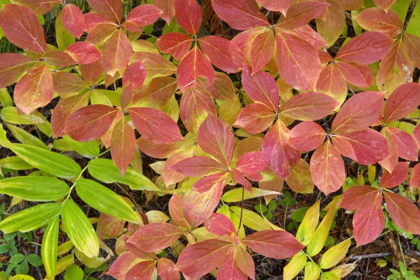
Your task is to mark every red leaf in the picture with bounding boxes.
[236,151,267,174]
[341,185,380,210]
[133,76,177,108]
[291,25,328,50]
[335,32,393,64]
[125,260,156,280]
[174,0,202,35]
[111,118,136,176]
[65,105,119,142]
[230,168,253,193]
[334,62,374,89]
[386,127,418,161]
[262,120,300,179]
[0,4,47,54]
[198,115,234,168]
[281,92,339,121]
[101,30,133,76]
[123,4,162,32]
[310,141,345,195]
[234,246,255,280]
[107,252,141,280]
[129,107,183,144]
[169,193,191,229]
[83,12,114,31]
[242,65,279,112]
[353,191,384,246]
[286,159,314,194]
[384,192,420,234]
[62,4,85,38]
[277,2,329,30]
[255,0,290,15]
[331,91,384,135]
[177,47,214,91]
[217,248,248,280]
[199,36,244,73]
[0,53,34,88]
[355,8,402,38]
[315,0,345,47]
[411,164,420,188]
[193,172,228,193]
[86,0,122,23]
[65,41,102,65]
[242,230,304,259]
[373,0,396,12]
[176,239,232,279]
[384,83,420,123]
[332,129,390,165]
[379,127,399,173]
[249,30,275,74]
[123,61,147,90]
[316,63,348,104]
[85,23,118,46]
[403,34,420,69]
[80,60,103,86]
[128,223,184,253]
[204,213,235,237]
[210,0,269,30]
[51,93,90,138]
[381,162,409,189]
[156,32,193,60]
[275,31,321,91]
[154,0,175,24]
[52,72,89,96]
[288,122,326,152]
[163,152,190,185]
[234,103,276,134]
[180,87,216,132]
[12,0,60,15]
[157,258,180,280]
[43,50,76,68]
[210,72,237,100]
[171,156,225,177]
[184,178,225,226]
[14,65,53,115]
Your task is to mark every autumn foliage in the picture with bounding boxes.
[0,0,420,279]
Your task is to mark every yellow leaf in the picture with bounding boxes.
[284,252,307,280]
[304,262,321,280]
[296,200,320,246]
[320,238,352,269]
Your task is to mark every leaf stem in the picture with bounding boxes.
[236,186,245,236]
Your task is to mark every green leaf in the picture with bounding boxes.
[6,124,48,149]
[222,187,281,202]
[61,200,99,258]
[75,179,142,224]
[230,206,271,231]
[27,254,42,267]
[0,177,69,201]
[0,157,33,171]
[9,254,25,264]
[88,159,160,191]
[64,264,84,280]
[0,203,61,233]
[16,260,29,275]
[9,144,81,179]
[0,243,10,254]
[63,136,100,158]
[55,10,75,50]
[0,88,13,107]
[42,216,59,279]
[0,107,44,125]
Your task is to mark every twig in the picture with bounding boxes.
[349,252,392,260]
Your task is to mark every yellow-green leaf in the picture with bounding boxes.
[222,187,281,202]
[284,252,307,280]
[0,203,61,233]
[6,124,48,149]
[320,272,340,280]
[304,262,321,280]
[230,206,271,231]
[63,136,100,158]
[75,179,142,224]
[307,197,340,256]
[55,254,74,275]
[320,238,351,269]
[42,216,60,279]
[61,200,99,258]
[55,11,75,50]
[0,177,69,201]
[296,200,320,246]
[9,144,81,179]
[0,107,44,124]
[88,158,160,191]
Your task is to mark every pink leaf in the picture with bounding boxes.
[204,213,235,237]
[62,4,85,38]
[288,122,326,152]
